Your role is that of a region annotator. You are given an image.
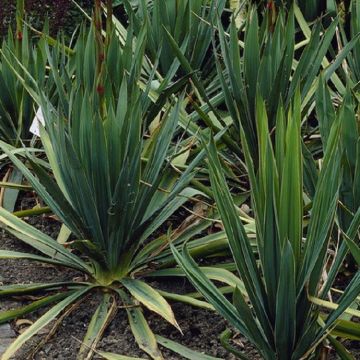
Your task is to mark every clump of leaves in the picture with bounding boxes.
[215,4,359,161]
[0,0,51,212]
[340,0,360,84]
[317,77,360,279]
[122,0,226,79]
[0,12,212,360]
[173,91,360,359]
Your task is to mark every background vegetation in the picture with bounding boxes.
[0,0,93,37]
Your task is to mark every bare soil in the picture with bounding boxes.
[0,212,256,359]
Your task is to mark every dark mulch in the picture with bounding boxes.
[0,211,249,359]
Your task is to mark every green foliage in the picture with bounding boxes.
[0,19,210,359]
[19,24,210,279]
[0,21,51,212]
[0,1,360,359]
[341,0,360,83]
[122,0,226,78]
[216,4,358,161]
[0,26,45,146]
[173,92,360,359]
[316,77,360,288]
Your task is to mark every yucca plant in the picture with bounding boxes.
[316,78,360,284]
[0,0,53,147]
[0,28,35,146]
[166,3,357,183]
[173,91,360,359]
[340,0,360,85]
[0,0,49,211]
[122,0,226,80]
[215,4,359,162]
[0,9,220,358]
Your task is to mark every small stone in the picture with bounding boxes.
[0,324,15,339]
[0,324,16,356]
[0,338,13,355]
[44,344,53,355]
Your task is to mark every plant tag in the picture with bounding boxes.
[29,107,45,137]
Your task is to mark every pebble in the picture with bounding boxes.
[0,324,15,339]
[241,204,250,214]
[0,324,16,355]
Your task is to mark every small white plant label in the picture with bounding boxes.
[30,107,45,137]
